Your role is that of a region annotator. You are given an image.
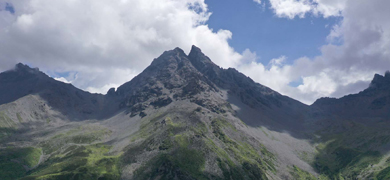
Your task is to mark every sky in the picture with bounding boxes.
[0,0,389,105]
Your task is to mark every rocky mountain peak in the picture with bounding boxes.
[385,70,390,78]
[13,63,42,76]
[107,87,117,96]
[0,63,47,84]
[188,45,219,72]
[188,45,209,60]
[188,45,205,59]
[149,47,187,67]
[116,47,196,96]
[369,72,390,90]
[15,62,37,71]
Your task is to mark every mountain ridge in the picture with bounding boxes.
[1,46,390,180]
[312,71,390,120]
[0,62,120,121]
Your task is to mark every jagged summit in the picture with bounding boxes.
[15,62,40,72]
[113,46,310,128]
[369,72,390,90]
[115,45,224,117]
[386,71,390,77]
[0,63,50,104]
[190,45,201,53]
[107,87,117,96]
[188,45,222,83]
[149,47,187,67]
[188,45,214,65]
[145,45,216,74]
[0,63,46,83]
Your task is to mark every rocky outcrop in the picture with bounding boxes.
[369,72,390,90]
[107,88,117,96]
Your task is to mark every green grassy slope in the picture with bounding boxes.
[313,121,390,179]
[0,147,42,180]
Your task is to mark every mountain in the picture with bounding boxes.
[0,46,390,180]
[116,46,311,131]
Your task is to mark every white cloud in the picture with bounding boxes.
[54,77,71,84]
[313,0,346,17]
[269,0,312,19]
[237,56,293,96]
[253,0,262,4]
[267,0,347,19]
[269,56,286,66]
[297,72,337,97]
[241,49,258,64]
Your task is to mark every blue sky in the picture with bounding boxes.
[205,0,340,64]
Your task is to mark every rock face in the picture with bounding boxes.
[188,46,312,130]
[1,46,390,180]
[115,47,221,117]
[115,46,311,130]
[107,87,117,96]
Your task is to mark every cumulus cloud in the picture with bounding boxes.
[0,0,242,94]
[268,0,312,19]
[268,0,347,19]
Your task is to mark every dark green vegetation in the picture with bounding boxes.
[314,121,390,179]
[1,124,118,180]
[0,147,41,180]
[133,146,207,180]
[22,144,120,180]
[210,119,274,180]
[0,127,15,142]
[289,165,318,180]
[376,165,390,180]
